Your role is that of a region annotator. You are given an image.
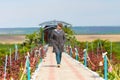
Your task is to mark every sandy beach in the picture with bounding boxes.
[75,35,120,42]
[0,34,120,44]
[0,35,25,44]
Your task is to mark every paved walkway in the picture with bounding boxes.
[32,47,103,80]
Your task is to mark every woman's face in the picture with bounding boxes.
[57,25,62,30]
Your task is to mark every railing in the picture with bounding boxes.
[64,43,120,80]
[0,44,48,80]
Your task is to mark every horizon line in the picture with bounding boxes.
[0,25,120,28]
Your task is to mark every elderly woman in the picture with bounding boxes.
[50,23,66,68]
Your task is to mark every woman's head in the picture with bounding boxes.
[57,23,63,30]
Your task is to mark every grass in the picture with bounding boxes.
[0,44,16,66]
[0,44,15,56]
[113,42,120,59]
[0,43,14,49]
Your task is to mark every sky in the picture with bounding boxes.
[0,0,120,28]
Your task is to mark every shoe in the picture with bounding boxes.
[57,64,60,68]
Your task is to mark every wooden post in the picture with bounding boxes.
[75,48,79,61]
[65,45,68,54]
[64,45,66,53]
[70,46,72,57]
[26,56,30,80]
[10,48,12,66]
[99,40,103,52]
[103,52,108,80]
[83,49,87,67]
[4,55,8,80]
[15,44,18,60]
[104,55,108,80]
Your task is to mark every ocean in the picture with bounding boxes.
[0,26,120,35]
[0,27,39,35]
[72,26,120,34]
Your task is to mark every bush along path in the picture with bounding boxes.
[0,44,48,80]
[64,41,120,80]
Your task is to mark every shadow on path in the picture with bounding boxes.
[42,65,57,67]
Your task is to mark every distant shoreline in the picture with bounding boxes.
[75,34,120,42]
[0,34,120,44]
[0,34,26,36]
[0,35,25,44]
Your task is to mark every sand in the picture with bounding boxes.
[0,34,120,44]
[75,35,120,42]
[0,35,25,44]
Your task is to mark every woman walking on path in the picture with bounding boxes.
[50,23,66,68]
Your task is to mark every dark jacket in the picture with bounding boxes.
[50,29,66,53]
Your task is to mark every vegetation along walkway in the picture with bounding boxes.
[31,47,104,80]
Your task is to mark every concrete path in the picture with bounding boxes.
[32,47,103,80]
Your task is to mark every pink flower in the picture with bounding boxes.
[108,66,113,72]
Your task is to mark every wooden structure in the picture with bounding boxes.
[39,20,71,44]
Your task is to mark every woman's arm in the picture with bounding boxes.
[50,30,54,43]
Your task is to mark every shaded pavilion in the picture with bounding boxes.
[39,20,71,44]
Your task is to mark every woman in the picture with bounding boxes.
[50,23,66,68]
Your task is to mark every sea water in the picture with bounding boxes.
[0,26,120,35]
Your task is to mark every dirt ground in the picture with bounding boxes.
[0,34,120,44]
[75,35,120,42]
[0,35,25,44]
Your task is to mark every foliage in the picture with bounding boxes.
[0,44,14,57]
[25,31,38,45]
[88,39,111,53]
[108,64,120,80]
[112,42,120,59]
[19,46,29,54]
[63,26,78,48]
[24,27,44,46]
[62,26,74,35]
